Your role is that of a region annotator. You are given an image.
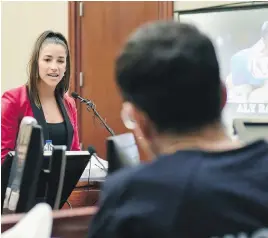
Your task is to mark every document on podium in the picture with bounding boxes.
[80,155,108,181]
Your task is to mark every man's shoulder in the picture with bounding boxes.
[102,152,203,200]
[104,142,268,194]
[90,145,268,238]
[103,164,147,191]
[190,141,268,206]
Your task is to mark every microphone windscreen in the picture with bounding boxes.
[87,146,97,156]
[71,92,79,99]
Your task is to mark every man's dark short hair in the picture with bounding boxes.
[115,21,222,134]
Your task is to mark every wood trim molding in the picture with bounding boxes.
[158,1,174,20]
[68,1,82,138]
[68,1,77,95]
[68,1,82,97]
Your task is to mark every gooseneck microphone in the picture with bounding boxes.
[88,146,107,172]
[71,92,95,108]
[71,92,115,136]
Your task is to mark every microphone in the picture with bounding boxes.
[87,146,107,172]
[88,145,97,158]
[71,92,115,136]
[71,92,95,108]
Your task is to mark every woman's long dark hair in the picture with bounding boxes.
[27,30,71,107]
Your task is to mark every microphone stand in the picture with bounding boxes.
[85,102,115,136]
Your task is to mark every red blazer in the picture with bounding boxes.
[1,85,80,163]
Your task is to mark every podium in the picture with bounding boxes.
[2,151,107,213]
[61,154,107,208]
[62,180,102,208]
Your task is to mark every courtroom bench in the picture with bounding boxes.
[1,206,98,238]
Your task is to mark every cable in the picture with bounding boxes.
[65,200,72,209]
[87,156,92,186]
[93,154,107,172]
[86,147,106,207]
[86,156,101,208]
[91,200,98,206]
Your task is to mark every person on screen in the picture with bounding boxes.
[226,21,268,102]
[1,31,80,163]
[247,22,268,103]
[87,21,268,238]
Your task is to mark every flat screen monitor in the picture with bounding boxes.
[1,153,13,213]
[45,145,67,210]
[177,4,268,135]
[3,117,44,214]
[36,151,91,209]
[4,151,91,210]
[106,133,140,174]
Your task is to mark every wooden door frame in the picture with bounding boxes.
[68,1,174,143]
[158,1,174,20]
[68,1,82,139]
[68,2,81,97]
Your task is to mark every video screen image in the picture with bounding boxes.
[179,6,268,134]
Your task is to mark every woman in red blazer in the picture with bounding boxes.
[1,30,80,163]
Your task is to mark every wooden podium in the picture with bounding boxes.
[62,180,102,209]
[1,160,103,236]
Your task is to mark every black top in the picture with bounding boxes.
[27,86,74,150]
[47,122,67,146]
[88,139,268,238]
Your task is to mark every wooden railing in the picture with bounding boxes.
[1,206,98,238]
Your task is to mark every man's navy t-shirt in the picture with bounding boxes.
[88,140,268,238]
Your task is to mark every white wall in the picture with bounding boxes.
[1,1,68,94]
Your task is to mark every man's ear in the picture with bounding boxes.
[221,82,227,110]
[121,102,137,130]
[121,102,153,142]
[121,102,156,159]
